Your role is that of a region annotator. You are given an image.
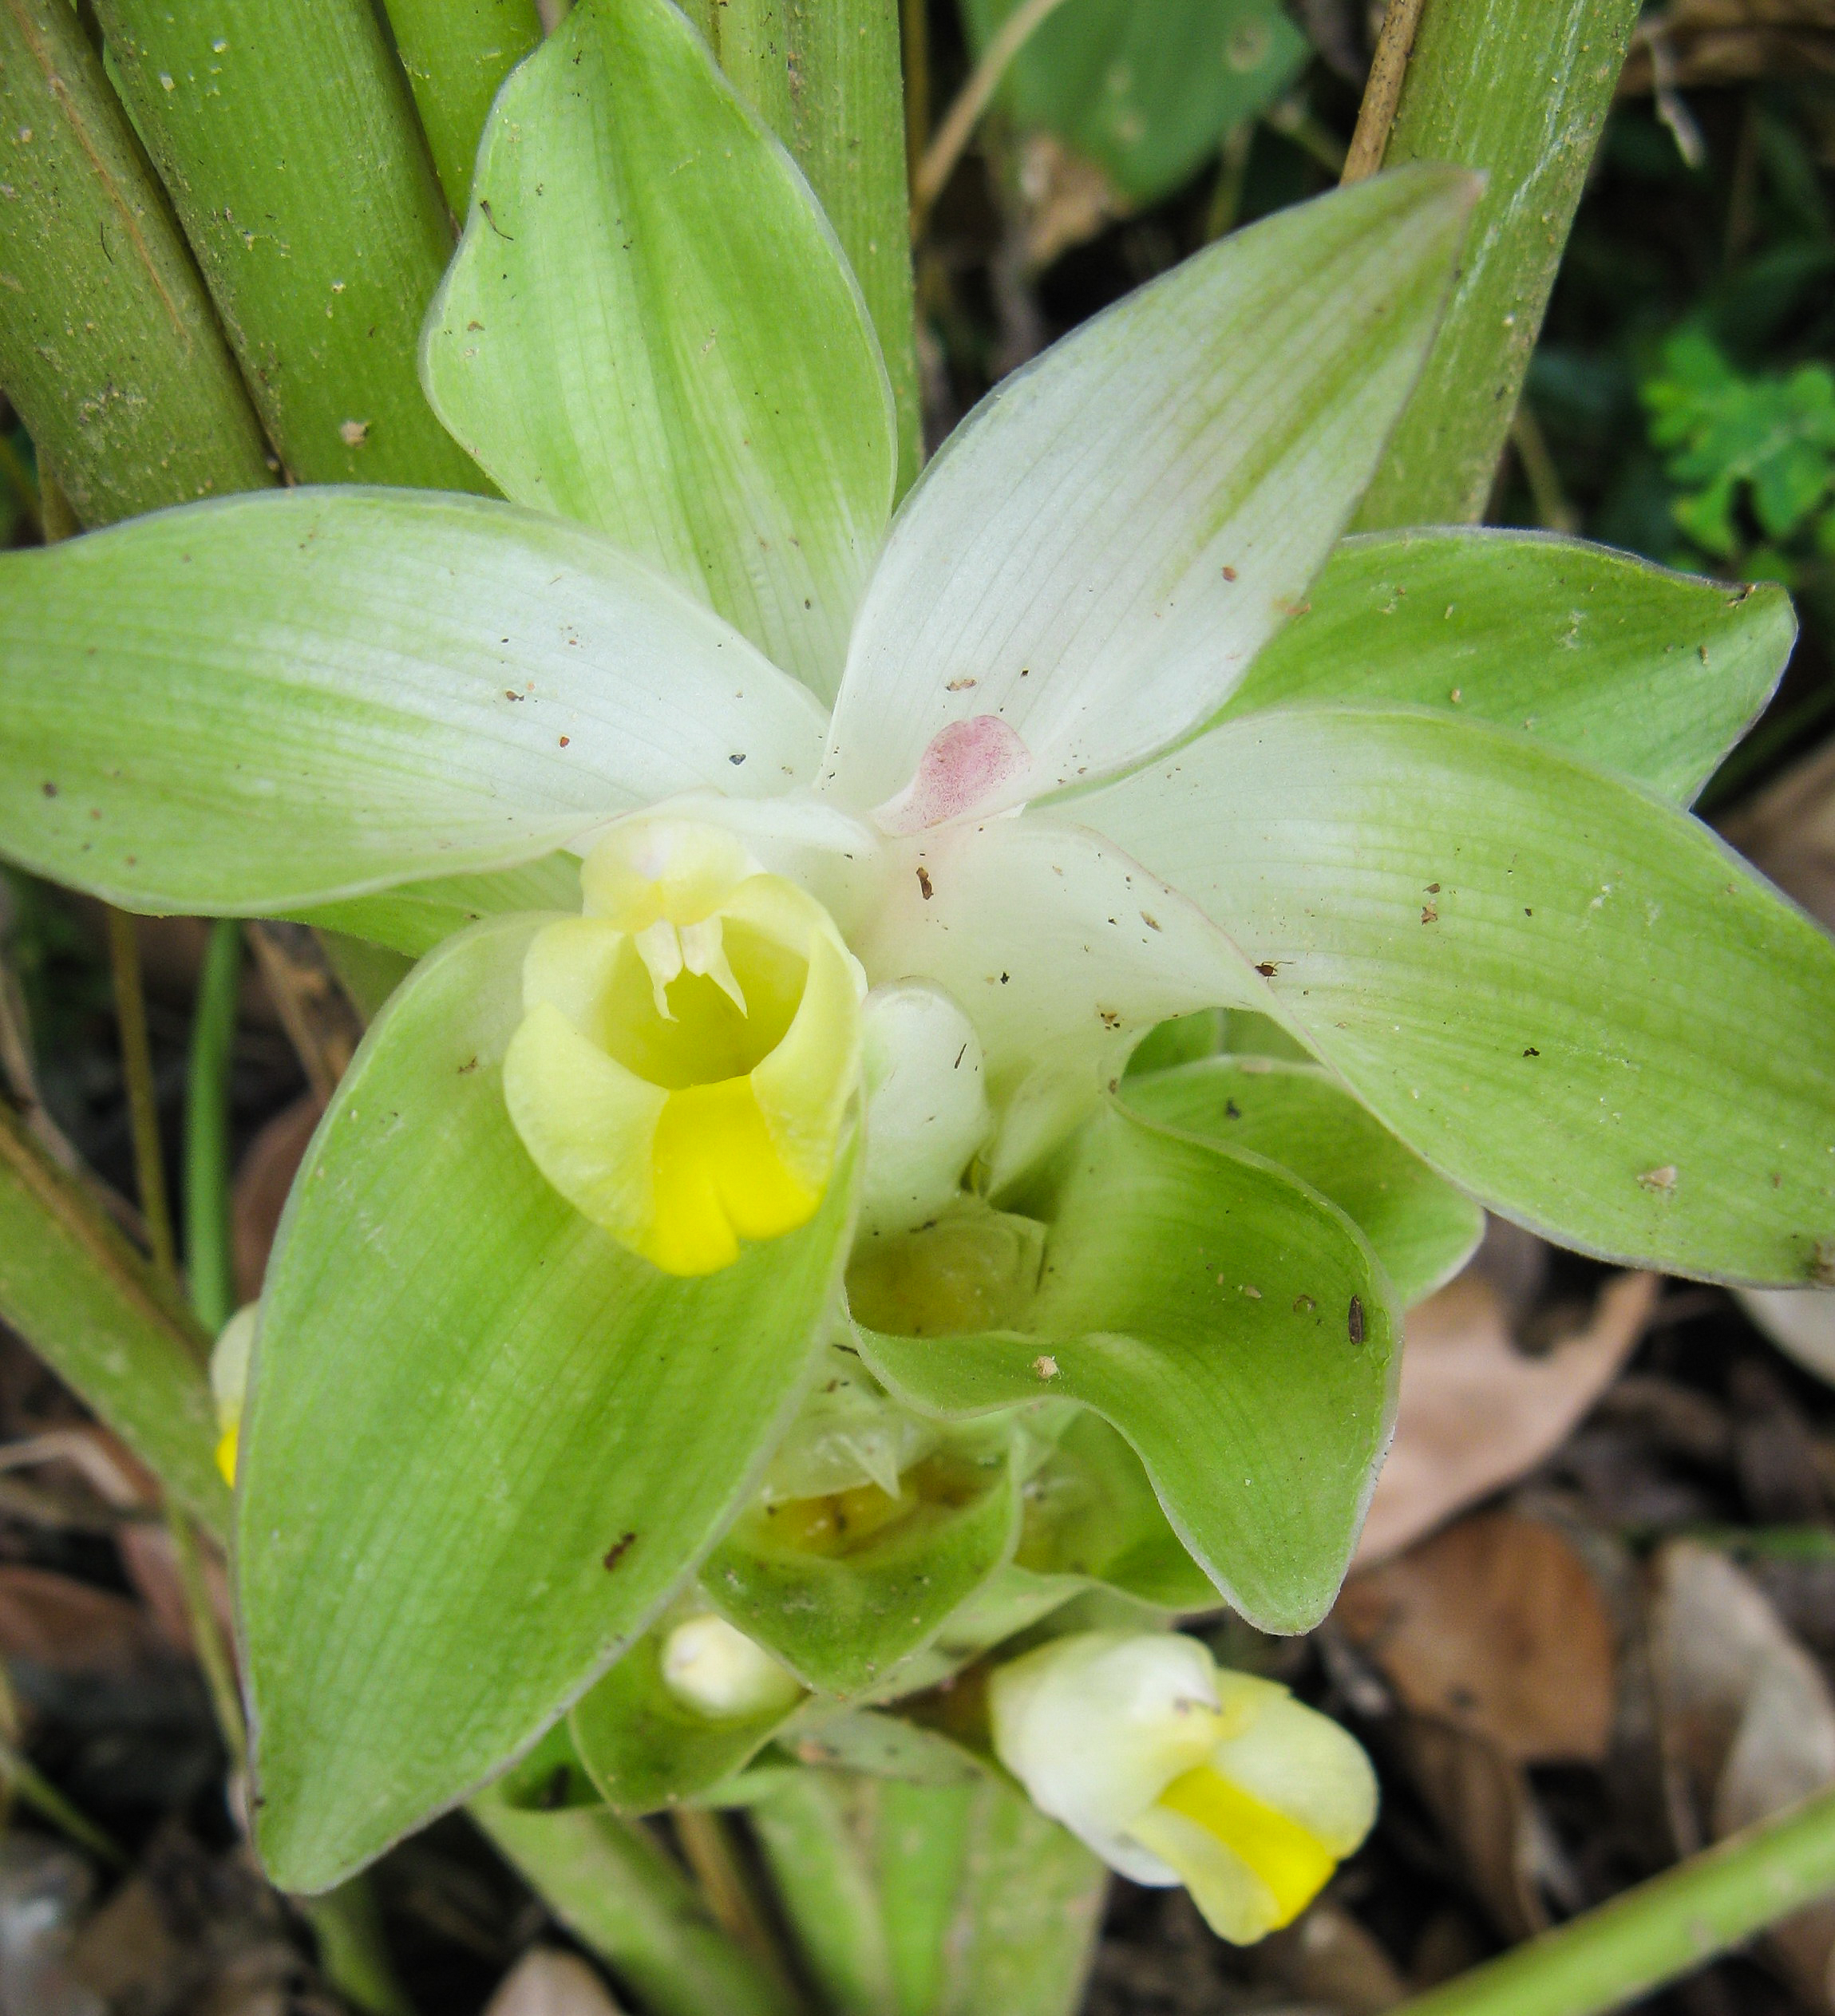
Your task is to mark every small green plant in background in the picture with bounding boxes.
[1643,326,1835,585]
[959,0,1307,206]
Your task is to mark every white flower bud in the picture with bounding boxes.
[659,1615,802,1722]
[990,1631,1376,1944]
[857,982,991,1235]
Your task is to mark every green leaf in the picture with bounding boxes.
[295,856,583,959]
[1121,1057,1484,1305]
[421,0,895,702]
[962,0,1307,204]
[0,1106,228,1539]
[0,491,823,916]
[751,1769,1105,2016]
[1011,1410,1218,1612]
[858,1104,1397,1633]
[1087,706,1835,1285]
[785,1707,987,1787]
[473,1786,802,2016]
[823,166,1477,822]
[241,915,859,1889]
[704,1424,1022,1695]
[1221,531,1797,805]
[568,1623,801,1814]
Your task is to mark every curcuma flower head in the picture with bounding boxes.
[502,818,864,1275]
[990,1631,1376,1943]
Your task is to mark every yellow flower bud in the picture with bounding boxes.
[210,1302,259,1487]
[504,819,865,1276]
[990,1631,1376,1944]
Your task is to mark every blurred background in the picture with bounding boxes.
[2,2,1835,2012]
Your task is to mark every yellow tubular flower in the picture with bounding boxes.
[990,1631,1376,1945]
[210,1303,259,1487]
[503,818,866,1276]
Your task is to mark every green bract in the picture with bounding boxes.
[0,0,1825,1899]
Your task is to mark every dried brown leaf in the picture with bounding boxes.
[1650,1540,1835,2006]
[0,1567,168,1682]
[1338,1511,1616,1765]
[231,1096,320,1303]
[485,1949,627,2016]
[1357,1271,1656,1566]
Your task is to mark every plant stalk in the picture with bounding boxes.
[1391,1785,1835,2016]
[1352,0,1643,528]
[1340,0,1427,184]
[185,919,241,1339]
[105,910,176,1280]
[0,0,275,524]
[472,1788,805,2016]
[706,0,923,496]
[381,0,544,217]
[93,0,491,492]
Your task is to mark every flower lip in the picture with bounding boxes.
[503,816,865,1275]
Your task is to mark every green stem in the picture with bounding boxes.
[1392,1785,1835,2016]
[470,1787,805,2016]
[185,919,240,1339]
[0,1103,227,1536]
[380,0,543,216]
[105,909,176,1280]
[707,0,922,496]
[0,0,275,524]
[0,1733,128,1867]
[912,0,1074,222]
[164,1498,247,1773]
[301,1878,419,2016]
[93,0,491,492]
[1353,0,1642,528]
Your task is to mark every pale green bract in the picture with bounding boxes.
[0,0,1825,1898]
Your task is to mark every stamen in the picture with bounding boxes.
[680,915,748,1017]
[633,919,686,1020]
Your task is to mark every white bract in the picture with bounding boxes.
[990,1631,1377,1943]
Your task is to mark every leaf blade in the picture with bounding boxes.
[0,491,822,915]
[1221,530,1796,804]
[242,915,858,1888]
[1087,706,1835,1284]
[421,0,895,701]
[1121,1056,1484,1304]
[860,1105,1397,1633]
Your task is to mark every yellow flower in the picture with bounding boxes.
[990,1631,1376,1943]
[503,817,865,1276]
[210,1302,259,1487]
